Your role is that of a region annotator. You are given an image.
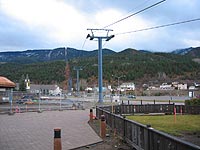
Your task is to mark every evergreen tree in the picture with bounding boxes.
[19,74,26,91]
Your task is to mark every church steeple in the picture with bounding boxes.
[25,74,30,90]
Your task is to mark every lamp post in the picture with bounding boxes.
[38,88,41,113]
[112,75,126,96]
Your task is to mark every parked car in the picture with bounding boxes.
[21,95,34,100]
[16,99,28,104]
[2,97,9,102]
[23,100,34,104]
[16,95,35,104]
[127,95,136,99]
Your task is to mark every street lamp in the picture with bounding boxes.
[112,75,126,95]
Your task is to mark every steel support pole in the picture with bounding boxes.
[86,28,114,103]
[98,37,103,103]
[9,88,13,114]
[77,69,79,95]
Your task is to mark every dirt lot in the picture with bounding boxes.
[75,119,133,150]
[179,132,200,147]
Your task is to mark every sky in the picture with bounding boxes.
[0,0,200,52]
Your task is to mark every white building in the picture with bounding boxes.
[194,83,200,88]
[160,83,174,90]
[120,82,135,91]
[30,84,62,96]
[177,83,187,90]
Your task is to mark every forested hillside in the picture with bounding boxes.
[0,48,199,86]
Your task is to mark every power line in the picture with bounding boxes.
[103,0,166,29]
[81,38,87,50]
[82,0,163,50]
[115,18,200,35]
[102,0,152,49]
[125,0,153,15]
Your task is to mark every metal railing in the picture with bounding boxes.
[96,105,200,150]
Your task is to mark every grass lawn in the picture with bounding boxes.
[127,115,200,136]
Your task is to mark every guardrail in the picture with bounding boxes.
[0,102,85,114]
[96,105,200,150]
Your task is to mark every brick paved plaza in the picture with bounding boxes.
[0,110,102,150]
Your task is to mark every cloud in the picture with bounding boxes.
[0,13,51,50]
[0,0,199,52]
[1,0,87,40]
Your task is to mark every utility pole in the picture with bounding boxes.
[73,66,82,96]
[87,29,114,103]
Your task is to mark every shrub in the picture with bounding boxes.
[185,98,200,106]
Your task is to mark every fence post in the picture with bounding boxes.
[123,115,126,141]
[89,109,93,122]
[100,115,106,138]
[54,128,62,150]
[180,105,182,115]
[120,104,122,116]
[174,105,176,123]
[144,124,151,150]
[141,100,143,105]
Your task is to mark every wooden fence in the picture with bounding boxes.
[101,103,200,115]
[96,104,200,150]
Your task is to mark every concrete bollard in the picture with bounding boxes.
[89,109,93,122]
[15,106,19,113]
[100,115,106,138]
[54,128,62,150]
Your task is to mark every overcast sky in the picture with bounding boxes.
[0,0,200,52]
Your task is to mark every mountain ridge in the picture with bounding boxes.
[0,47,116,63]
[0,46,199,64]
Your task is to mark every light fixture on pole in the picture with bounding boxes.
[112,74,126,95]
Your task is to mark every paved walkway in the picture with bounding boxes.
[0,110,102,150]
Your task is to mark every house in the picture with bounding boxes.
[85,87,93,91]
[189,86,196,90]
[30,84,62,96]
[120,82,135,91]
[177,83,187,90]
[0,76,15,104]
[194,82,200,88]
[0,76,15,88]
[160,83,174,90]
[147,86,160,90]
[172,82,179,88]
